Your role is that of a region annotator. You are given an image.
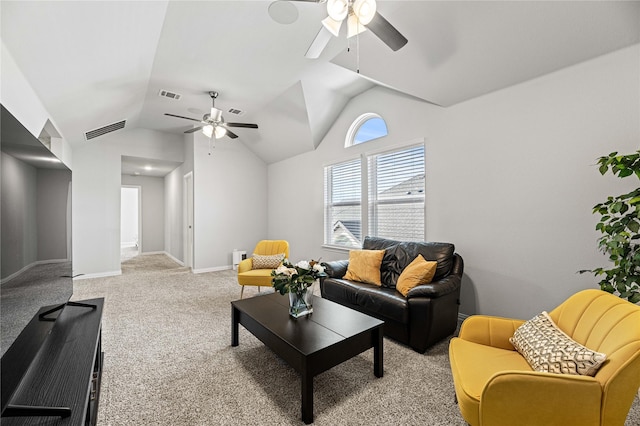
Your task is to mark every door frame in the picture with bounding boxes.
[183,172,194,269]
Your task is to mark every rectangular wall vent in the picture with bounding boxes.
[228,108,244,116]
[159,89,182,100]
[84,120,126,141]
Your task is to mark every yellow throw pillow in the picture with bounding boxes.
[343,249,385,286]
[396,255,437,297]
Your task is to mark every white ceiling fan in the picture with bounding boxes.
[292,0,408,59]
[164,91,258,139]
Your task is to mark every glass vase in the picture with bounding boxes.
[289,281,315,318]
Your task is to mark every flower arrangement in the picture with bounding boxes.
[271,259,326,295]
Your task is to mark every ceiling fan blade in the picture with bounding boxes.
[224,129,239,139]
[226,123,259,129]
[366,12,408,52]
[165,113,201,123]
[184,126,203,134]
[305,26,333,59]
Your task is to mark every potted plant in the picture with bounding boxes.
[581,151,640,304]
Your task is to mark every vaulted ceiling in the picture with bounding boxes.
[2,1,639,166]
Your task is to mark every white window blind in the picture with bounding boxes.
[324,159,361,248]
[368,145,425,241]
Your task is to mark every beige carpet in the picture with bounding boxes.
[72,254,640,425]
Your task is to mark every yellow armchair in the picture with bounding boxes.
[449,289,640,426]
[237,240,289,299]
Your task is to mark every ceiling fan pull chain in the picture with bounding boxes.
[356,27,360,73]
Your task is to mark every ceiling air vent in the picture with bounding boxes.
[84,120,126,141]
[228,108,244,116]
[159,89,182,100]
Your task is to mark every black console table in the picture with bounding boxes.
[1,298,104,426]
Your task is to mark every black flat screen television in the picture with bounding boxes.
[0,104,73,358]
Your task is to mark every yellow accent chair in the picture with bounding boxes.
[237,240,289,299]
[449,289,640,426]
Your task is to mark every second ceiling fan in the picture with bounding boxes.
[293,0,408,59]
[165,91,258,139]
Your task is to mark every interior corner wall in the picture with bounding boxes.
[73,128,184,278]
[192,134,267,271]
[121,175,165,253]
[1,152,38,279]
[267,44,640,319]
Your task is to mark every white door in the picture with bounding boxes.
[184,172,194,269]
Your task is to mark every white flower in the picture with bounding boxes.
[275,265,296,277]
[274,265,287,275]
[296,260,311,270]
[313,263,325,274]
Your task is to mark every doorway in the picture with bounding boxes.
[121,185,141,262]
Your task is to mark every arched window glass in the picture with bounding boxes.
[345,113,388,147]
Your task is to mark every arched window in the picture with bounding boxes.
[345,113,388,147]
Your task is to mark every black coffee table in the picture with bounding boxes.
[231,292,384,424]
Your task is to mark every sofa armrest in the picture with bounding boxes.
[458,315,525,350]
[321,260,349,279]
[237,258,253,274]
[406,273,461,299]
[481,370,601,426]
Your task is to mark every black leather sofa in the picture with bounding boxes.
[320,236,464,353]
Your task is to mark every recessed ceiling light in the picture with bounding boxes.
[134,172,140,176]
[144,165,152,171]
[268,1,299,25]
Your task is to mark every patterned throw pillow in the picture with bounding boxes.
[509,311,607,376]
[251,253,285,270]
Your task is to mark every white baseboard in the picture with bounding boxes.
[192,265,232,274]
[1,259,71,285]
[161,251,184,266]
[74,270,121,280]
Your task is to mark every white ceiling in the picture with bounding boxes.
[2,1,639,172]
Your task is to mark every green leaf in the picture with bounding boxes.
[599,164,609,175]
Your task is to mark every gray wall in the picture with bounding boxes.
[1,152,37,279]
[1,154,71,280]
[164,136,193,263]
[37,168,71,261]
[268,45,640,319]
[122,175,165,253]
[192,132,268,271]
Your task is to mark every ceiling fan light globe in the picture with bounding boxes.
[353,0,376,25]
[322,16,343,37]
[347,14,367,38]
[326,0,348,21]
[202,125,214,138]
[214,126,227,139]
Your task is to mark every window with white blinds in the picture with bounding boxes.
[324,144,426,248]
[368,145,425,241]
[324,159,362,248]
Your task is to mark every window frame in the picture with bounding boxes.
[323,157,363,250]
[323,138,426,251]
[345,113,388,148]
